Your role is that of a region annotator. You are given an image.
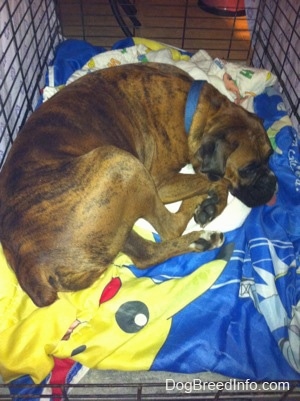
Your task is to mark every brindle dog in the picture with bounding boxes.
[0,63,276,307]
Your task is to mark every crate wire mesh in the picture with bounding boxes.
[250,0,299,130]
[0,0,62,169]
[0,0,300,399]
[56,0,253,61]
[55,0,299,128]
[1,380,300,400]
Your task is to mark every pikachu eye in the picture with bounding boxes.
[115,301,149,333]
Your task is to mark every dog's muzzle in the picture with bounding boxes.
[231,170,277,208]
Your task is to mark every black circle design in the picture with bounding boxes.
[115,301,149,333]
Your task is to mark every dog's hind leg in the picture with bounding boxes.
[71,147,224,271]
[5,146,222,306]
[89,149,225,267]
[122,229,224,269]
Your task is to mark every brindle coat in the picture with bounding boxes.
[0,63,276,306]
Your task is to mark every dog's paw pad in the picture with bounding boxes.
[194,191,219,225]
[190,230,224,252]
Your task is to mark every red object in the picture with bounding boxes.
[49,358,77,401]
[198,0,245,16]
[99,277,122,304]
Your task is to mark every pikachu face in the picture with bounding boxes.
[55,243,233,371]
[0,239,232,383]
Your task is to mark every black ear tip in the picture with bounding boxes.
[198,139,226,179]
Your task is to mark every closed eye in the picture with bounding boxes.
[238,149,273,179]
[238,162,260,178]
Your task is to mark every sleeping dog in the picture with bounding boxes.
[0,63,276,307]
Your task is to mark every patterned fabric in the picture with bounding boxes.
[1,39,299,400]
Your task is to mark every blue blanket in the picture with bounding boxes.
[4,39,300,399]
[148,89,300,380]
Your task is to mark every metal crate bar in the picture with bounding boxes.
[0,0,62,169]
[250,0,300,128]
[1,381,300,400]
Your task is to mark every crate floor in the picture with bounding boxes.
[56,0,252,62]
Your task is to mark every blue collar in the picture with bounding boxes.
[184,80,206,134]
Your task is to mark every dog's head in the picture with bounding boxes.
[189,97,277,208]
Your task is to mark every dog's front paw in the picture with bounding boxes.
[194,191,219,226]
[189,230,224,252]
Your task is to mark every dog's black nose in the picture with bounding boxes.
[231,171,277,208]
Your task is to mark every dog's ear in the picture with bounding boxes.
[198,137,238,181]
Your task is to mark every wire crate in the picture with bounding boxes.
[0,0,299,400]
[0,0,62,169]
[56,0,254,61]
[250,0,299,129]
